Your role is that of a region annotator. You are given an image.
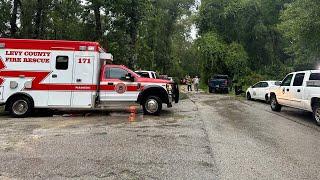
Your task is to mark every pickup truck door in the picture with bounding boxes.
[100,67,140,104]
[277,74,294,106]
[290,73,306,109]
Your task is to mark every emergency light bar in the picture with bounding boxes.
[79,46,95,51]
[79,46,87,51]
[88,46,95,51]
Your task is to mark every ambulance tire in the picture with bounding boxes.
[8,96,33,118]
[143,96,162,115]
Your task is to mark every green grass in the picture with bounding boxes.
[200,83,209,93]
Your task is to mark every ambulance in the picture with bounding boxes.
[0,38,179,117]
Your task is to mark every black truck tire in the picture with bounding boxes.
[313,104,320,126]
[143,96,162,115]
[8,96,33,118]
[247,93,252,100]
[270,95,282,112]
[209,87,213,93]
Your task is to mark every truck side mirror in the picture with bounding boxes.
[275,81,282,86]
[279,81,283,86]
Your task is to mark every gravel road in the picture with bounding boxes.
[0,92,319,179]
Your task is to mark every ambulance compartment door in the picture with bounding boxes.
[48,51,74,106]
[72,56,95,107]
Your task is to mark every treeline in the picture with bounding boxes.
[1,0,320,86]
[193,0,320,85]
[0,0,194,78]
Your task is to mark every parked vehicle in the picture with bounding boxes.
[270,70,320,125]
[208,75,230,93]
[246,81,280,102]
[0,38,179,117]
[135,70,158,79]
[167,77,174,83]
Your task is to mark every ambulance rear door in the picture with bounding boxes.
[71,55,95,107]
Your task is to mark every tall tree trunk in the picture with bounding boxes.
[93,3,102,40]
[128,1,139,69]
[34,0,43,38]
[10,0,21,37]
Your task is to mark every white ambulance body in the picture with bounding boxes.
[0,38,179,117]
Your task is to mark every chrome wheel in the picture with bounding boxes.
[12,100,28,116]
[145,99,159,114]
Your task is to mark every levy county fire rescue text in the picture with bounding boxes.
[0,38,179,117]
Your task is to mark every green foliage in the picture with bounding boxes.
[48,0,85,40]
[225,42,250,81]
[196,32,228,82]
[195,0,300,87]
[0,0,11,37]
[2,0,319,88]
[278,0,320,70]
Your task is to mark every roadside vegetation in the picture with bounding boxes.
[0,106,4,115]
[0,0,319,87]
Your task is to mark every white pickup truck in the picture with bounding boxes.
[135,71,158,79]
[270,70,320,125]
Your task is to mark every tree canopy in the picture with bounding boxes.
[1,0,319,86]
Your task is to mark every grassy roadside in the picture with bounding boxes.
[200,83,209,93]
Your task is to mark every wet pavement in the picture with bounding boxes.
[0,92,319,179]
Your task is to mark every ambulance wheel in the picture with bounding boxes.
[143,96,162,115]
[9,96,33,118]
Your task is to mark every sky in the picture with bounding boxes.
[190,0,201,40]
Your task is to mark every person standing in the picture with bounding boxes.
[186,76,192,92]
[193,76,200,92]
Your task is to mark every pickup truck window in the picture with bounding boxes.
[107,68,128,79]
[293,73,305,86]
[309,73,320,80]
[282,74,293,86]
